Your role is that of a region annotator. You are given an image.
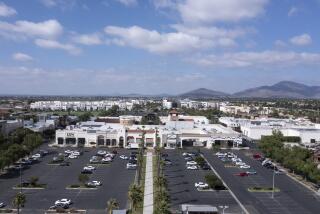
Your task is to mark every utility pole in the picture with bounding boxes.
[272,164,275,199]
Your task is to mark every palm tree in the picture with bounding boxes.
[12,192,26,214]
[107,198,119,214]
[128,184,143,212]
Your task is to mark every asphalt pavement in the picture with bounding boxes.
[201,149,320,214]
[0,145,136,214]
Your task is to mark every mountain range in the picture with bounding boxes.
[179,81,320,99]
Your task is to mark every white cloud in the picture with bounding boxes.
[12,53,33,61]
[171,24,251,40]
[290,34,312,46]
[191,51,320,68]
[178,0,268,24]
[105,25,216,54]
[274,40,287,48]
[35,39,81,55]
[39,0,76,10]
[104,25,242,54]
[115,0,137,7]
[288,6,298,17]
[152,0,177,9]
[72,33,102,45]
[0,2,17,17]
[0,19,63,40]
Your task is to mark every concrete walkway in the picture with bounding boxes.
[143,152,154,214]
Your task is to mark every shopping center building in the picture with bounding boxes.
[54,111,242,149]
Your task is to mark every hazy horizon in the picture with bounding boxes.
[1,0,320,95]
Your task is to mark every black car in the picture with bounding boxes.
[201,164,211,170]
[59,162,70,166]
[81,169,93,174]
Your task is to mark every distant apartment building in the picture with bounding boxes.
[30,100,152,111]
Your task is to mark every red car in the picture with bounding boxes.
[234,172,248,177]
[253,153,262,159]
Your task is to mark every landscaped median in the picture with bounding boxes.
[66,174,98,190]
[196,173,227,192]
[153,149,170,214]
[13,176,46,189]
[248,186,280,193]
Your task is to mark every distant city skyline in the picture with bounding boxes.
[1,0,320,95]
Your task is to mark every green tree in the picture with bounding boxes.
[205,173,224,190]
[79,112,92,121]
[78,174,89,185]
[12,192,26,214]
[194,156,206,167]
[107,198,119,214]
[29,176,39,187]
[128,184,143,211]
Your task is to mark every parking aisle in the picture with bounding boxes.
[0,146,136,213]
[202,149,319,214]
[164,150,242,214]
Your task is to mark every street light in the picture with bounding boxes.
[272,164,275,199]
[219,205,229,214]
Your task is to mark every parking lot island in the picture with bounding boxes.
[143,152,153,214]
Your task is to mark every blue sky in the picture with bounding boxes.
[0,0,320,95]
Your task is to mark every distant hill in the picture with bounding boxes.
[179,88,229,98]
[233,81,320,99]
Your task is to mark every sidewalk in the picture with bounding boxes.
[143,152,154,214]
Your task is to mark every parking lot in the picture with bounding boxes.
[0,144,136,214]
[163,149,242,214]
[202,149,320,214]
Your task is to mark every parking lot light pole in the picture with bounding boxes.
[219,205,229,214]
[272,165,275,199]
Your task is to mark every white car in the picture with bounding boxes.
[0,202,6,208]
[72,151,80,156]
[194,182,209,189]
[235,161,245,166]
[55,199,72,205]
[64,150,72,154]
[186,161,197,165]
[240,165,251,169]
[97,150,106,156]
[126,163,137,169]
[32,153,41,159]
[68,155,78,159]
[87,180,102,186]
[119,155,128,160]
[187,165,198,170]
[101,157,112,163]
[91,180,102,186]
[84,166,96,171]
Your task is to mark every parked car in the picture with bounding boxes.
[164,160,172,165]
[84,166,96,171]
[97,150,106,156]
[201,164,211,170]
[0,202,6,208]
[246,170,257,175]
[32,153,41,159]
[186,161,197,165]
[55,199,72,206]
[275,169,286,174]
[50,203,69,209]
[81,169,93,174]
[240,165,251,169]
[126,163,137,169]
[59,162,70,166]
[194,182,209,189]
[119,155,128,160]
[184,156,193,161]
[91,180,102,186]
[234,172,248,177]
[101,157,112,163]
[68,155,78,159]
[186,165,198,170]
